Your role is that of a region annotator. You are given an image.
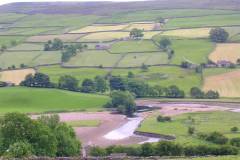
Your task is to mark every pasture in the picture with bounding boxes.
[64,50,122,67]
[208,43,240,64]
[161,28,211,38]
[26,34,85,42]
[38,65,108,83]
[109,40,159,53]
[8,43,44,51]
[137,111,240,145]
[99,9,240,23]
[203,69,240,97]
[0,87,109,113]
[0,36,26,47]
[125,22,156,31]
[0,68,35,85]
[0,13,26,23]
[69,24,129,33]
[0,51,61,69]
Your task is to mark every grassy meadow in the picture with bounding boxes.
[137,111,240,145]
[0,87,109,114]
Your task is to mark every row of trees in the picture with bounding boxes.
[90,141,238,157]
[190,87,219,99]
[0,113,81,158]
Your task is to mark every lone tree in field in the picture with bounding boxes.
[130,28,144,40]
[159,38,171,50]
[209,28,229,43]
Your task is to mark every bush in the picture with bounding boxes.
[210,28,229,43]
[90,146,107,157]
[155,141,183,156]
[205,132,228,145]
[141,143,154,157]
[157,115,171,122]
[205,90,220,99]
[230,138,240,147]
[190,87,204,99]
[165,85,185,98]
[5,141,32,158]
[58,75,79,91]
[231,127,239,133]
[188,126,195,135]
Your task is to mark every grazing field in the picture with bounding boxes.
[0,13,26,23]
[209,43,240,64]
[0,68,35,85]
[110,40,159,53]
[138,111,240,145]
[161,28,211,38]
[112,66,201,93]
[125,23,156,31]
[203,69,240,97]
[69,24,129,33]
[99,9,240,23]
[0,51,61,69]
[170,39,214,65]
[0,87,109,113]
[26,34,85,42]
[8,43,44,51]
[38,65,108,83]
[65,50,121,67]
[79,31,129,42]
[0,35,26,47]
[13,14,100,28]
[203,68,238,77]
[0,27,61,36]
[117,52,168,67]
[164,14,240,29]
[231,34,240,42]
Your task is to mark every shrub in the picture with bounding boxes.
[5,141,32,158]
[141,143,154,157]
[155,141,183,156]
[190,87,204,99]
[230,138,240,147]
[231,127,239,133]
[90,146,107,157]
[188,126,195,135]
[205,132,228,145]
[157,115,171,122]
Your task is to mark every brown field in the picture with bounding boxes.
[209,43,240,63]
[69,24,129,33]
[125,23,156,31]
[26,34,85,42]
[161,28,211,38]
[203,69,240,97]
[0,68,36,85]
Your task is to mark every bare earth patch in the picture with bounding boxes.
[203,69,240,97]
[0,68,35,85]
[209,43,240,63]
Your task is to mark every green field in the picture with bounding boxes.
[0,87,109,113]
[99,9,240,23]
[203,68,239,77]
[109,40,159,53]
[137,111,240,145]
[0,13,26,23]
[112,66,201,93]
[0,35,26,47]
[0,51,61,69]
[8,43,44,51]
[164,14,240,29]
[38,65,109,83]
[65,50,122,67]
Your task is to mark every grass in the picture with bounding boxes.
[137,111,240,145]
[69,24,129,33]
[203,69,240,97]
[0,36,26,47]
[208,43,240,64]
[203,68,239,77]
[65,50,122,67]
[0,51,61,69]
[110,40,159,53]
[164,14,240,29]
[8,43,44,51]
[125,23,155,31]
[161,28,211,38]
[112,66,201,93]
[117,52,168,67]
[13,14,100,29]
[0,13,26,23]
[66,120,101,127]
[168,38,214,65]
[99,9,240,23]
[38,65,109,83]
[26,34,84,43]
[0,87,109,114]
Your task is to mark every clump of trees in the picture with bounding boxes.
[209,28,229,43]
[198,132,228,145]
[157,115,171,122]
[20,73,54,88]
[89,141,239,157]
[190,87,219,99]
[130,28,144,39]
[44,39,64,51]
[0,113,81,158]
[159,37,171,50]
